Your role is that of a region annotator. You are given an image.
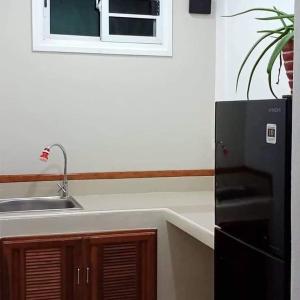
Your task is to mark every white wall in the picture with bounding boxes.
[0,0,216,175]
[291,1,300,299]
[216,0,294,101]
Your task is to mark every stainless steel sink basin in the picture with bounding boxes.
[0,196,82,213]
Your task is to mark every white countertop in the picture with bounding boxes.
[77,191,215,248]
[0,191,215,249]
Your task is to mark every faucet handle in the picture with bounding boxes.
[57,183,67,194]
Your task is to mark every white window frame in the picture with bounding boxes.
[32,0,172,56]
[101,0,162,44]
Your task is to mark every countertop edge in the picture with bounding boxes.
[0,207,215,249]
[163,208,214,249]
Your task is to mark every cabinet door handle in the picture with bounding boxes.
[77,268,80,285]
[86,267,90,284]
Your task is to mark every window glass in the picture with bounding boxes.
[109,17,156,36]
[50,0,100,36]
[109,0,160,15]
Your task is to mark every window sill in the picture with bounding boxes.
[33,37,173,57]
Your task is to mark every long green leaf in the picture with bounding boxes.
[268,70,277,98]
[256,14,294,21]
[236,31,274,91]
[257,30,285,35]
[222,8,294,24]
[257,26,288,35]
[273,6,287,28]
[267,31,294,73]
[257,24,292,33]
[266,8,292,97]
[246,32,287,99]
[223,8,288,18]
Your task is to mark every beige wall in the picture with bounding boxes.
[0,0,216,175]
[167,223,214,300]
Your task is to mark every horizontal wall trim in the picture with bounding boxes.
[0,170,214,183]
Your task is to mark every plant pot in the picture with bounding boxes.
[282,39,294,92]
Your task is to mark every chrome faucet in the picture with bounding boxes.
[40,143,69,198]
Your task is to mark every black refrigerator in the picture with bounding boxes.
[215,99,292,300]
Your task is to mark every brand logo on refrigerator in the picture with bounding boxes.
[268,107,281,113]
[266,124,277,144]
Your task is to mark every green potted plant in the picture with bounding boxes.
[226,7,294,99]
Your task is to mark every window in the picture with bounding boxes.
[32,0,172,56]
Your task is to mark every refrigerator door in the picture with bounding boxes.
[215,99,291,259]
[215,229,289,300]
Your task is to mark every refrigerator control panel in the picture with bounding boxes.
[266,123,277,144]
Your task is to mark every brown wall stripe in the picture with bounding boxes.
[0,169,214,183]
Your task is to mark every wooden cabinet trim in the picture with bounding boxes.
[87,231,157,244]
[1,229,157,243]
[0,169,214,183]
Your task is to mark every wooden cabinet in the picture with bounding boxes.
[1,230,157,300]
[2,235,83,300]
[86,231,156,300]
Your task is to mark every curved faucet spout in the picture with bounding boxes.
[40,143,69,198]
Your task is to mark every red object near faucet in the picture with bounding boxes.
[40,147,50,161]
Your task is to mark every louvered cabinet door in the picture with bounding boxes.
[86,230,157,300]
[2,235,83,300]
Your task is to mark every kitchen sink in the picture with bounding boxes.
[0,196,83,213]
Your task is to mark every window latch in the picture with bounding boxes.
[96,0,102,11]
[151,0,160,16]
[43,0,48,17]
